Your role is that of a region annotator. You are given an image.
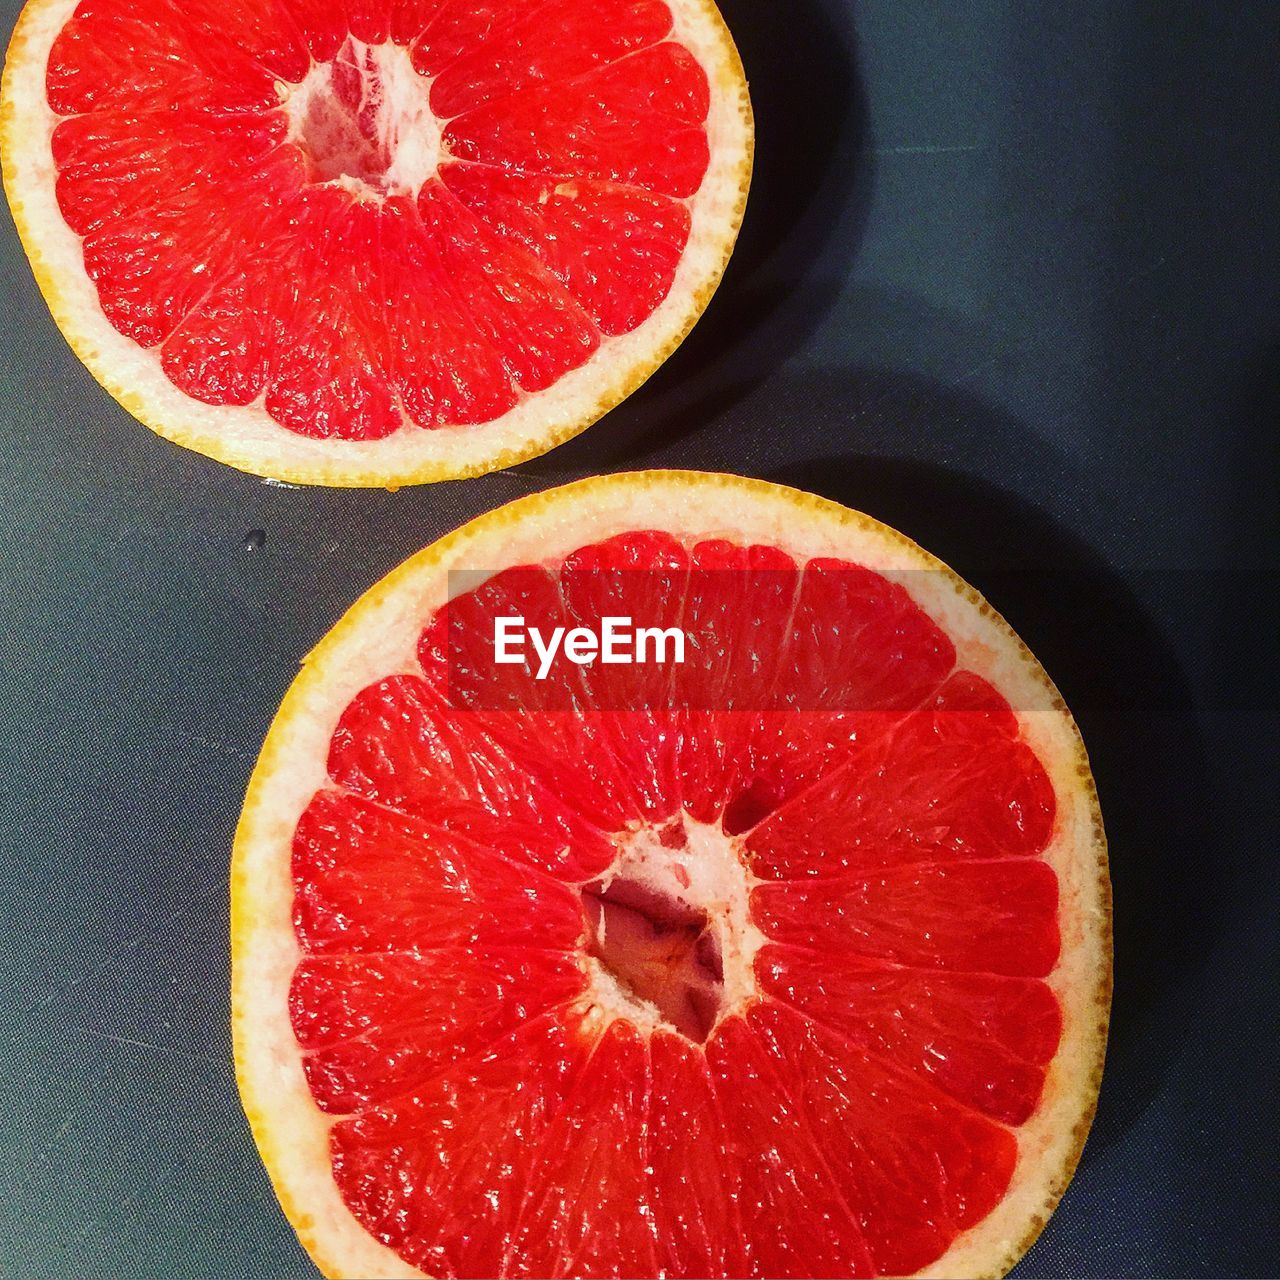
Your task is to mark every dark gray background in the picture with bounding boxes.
[1,1,1277,1276]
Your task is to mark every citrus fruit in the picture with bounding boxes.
[1,0,751,486]
[233,471,1110,1279]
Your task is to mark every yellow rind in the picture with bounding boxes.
[1,0,753,487]
[232,471,1111,1280]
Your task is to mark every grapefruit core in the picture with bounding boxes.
[233,471,1111,1279]
[1,0,751,485]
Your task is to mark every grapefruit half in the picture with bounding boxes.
[1,0,751,485]
[233,471,1110,1278]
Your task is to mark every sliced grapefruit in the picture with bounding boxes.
[233,471,1110,1279]
[1,0,750,485]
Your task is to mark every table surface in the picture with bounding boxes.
[1,2,1277,1276]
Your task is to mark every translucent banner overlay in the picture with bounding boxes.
[441,565,1010,714]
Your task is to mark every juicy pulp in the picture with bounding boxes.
[44,0,709,440]
[293,530,1064,1278]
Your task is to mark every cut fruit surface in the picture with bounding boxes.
[1,0,750,484]
[233,471,1110,1279]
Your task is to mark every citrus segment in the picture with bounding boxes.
[736,1003,1017,1278]
[3,0,751,482]
[755,951,1062,1125]
[233,472,1110,1278]
[750,860,1061,976]
[500,1021,658,1279]
[440,166,691,336]
[329,1015,585,1277]
[326,676,618,879]
[745,683,1057,879]
[645,1030,745,1278]
[443,43,711,196]
[290,947,585,1113]
[290,790,586,956]
[413,0,675,116]
[705,1011,877,1279]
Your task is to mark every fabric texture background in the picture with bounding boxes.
[0,1,1276,1276]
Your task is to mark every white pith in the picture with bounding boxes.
[1,0,753,485]
[231,473,1111,1280]
[578,817,764,1038]
[283,40,443,198]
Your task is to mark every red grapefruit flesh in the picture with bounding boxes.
[1,0,751,484]
[233,472,1110,1278]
